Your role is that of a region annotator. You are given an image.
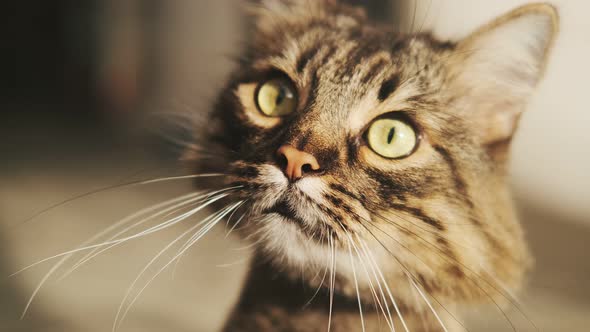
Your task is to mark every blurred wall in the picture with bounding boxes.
[402,0,590,226]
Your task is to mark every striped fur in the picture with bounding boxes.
[189,1,559,331]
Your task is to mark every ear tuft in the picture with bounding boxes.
[449,3,559,144]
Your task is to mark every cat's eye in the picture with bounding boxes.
[366,117,417,159]
[255,78,297,117]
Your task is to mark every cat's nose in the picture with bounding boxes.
[276,145,321,181]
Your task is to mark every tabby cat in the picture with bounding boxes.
[188,1,559,331]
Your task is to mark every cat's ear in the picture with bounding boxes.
[448,3,558,145]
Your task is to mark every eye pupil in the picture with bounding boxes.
[386,127,395,144]
[275,88,285,105]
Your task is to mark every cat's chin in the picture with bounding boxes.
[231,163,434,308]
[244,215,431,309]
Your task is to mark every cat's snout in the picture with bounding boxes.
[276,145,320,181]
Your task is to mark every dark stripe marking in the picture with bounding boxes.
[317,45,338,68]
[390,203,446,231]
[433,145,475,210]
[360,58,389,84]
[378,74,400,101]
[296,48,318,73]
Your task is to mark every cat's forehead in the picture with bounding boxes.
[250,11,453,101]
[258,27,445,81]
[246,18,454,135]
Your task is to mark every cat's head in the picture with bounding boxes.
[190,1,558,310]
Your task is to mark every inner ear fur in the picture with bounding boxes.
[447,3,559,145]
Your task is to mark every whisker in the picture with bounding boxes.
[15,188,239,318]
[416,0,433,35]
[346,236,366,332]
[374,208,493,259]
[346,232,395,332]
[58,190,218,280]
[233,218,275,250]
[139,173,225,185]
[225,213,247,238]
[303,236,331,308]
[14,190,208,318]
[327,233,336,332]
[15,173,226,228]
[409,0,418,34]
[225,201,249,238]
[113,202,240,330]
[114,201,243,330]
[215,257,250,268]
[172,203,243,270]
[407,274,449,332]
[357,236,409,332]
[12,190,236,277]
[358,255,395,332]
[112,220,206,332]
[405,271,429,331]
[225,200,246,226]
[353,213,469,331]
[370,211,522,332]
[327,177,522,332]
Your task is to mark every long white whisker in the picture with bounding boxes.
[139,173,225,184]
[224,199,245,226]
[358,236,409,332]
[114,201,242,330]
[16,189,238,318]
[407,274,449,332]
[16,190,209,318]
[346,237,366,332]
[58,191,205,276]
[13,190,238,277]
[215,257,249,268]
[225,213,246,238]
[171,203,244,273]
[304,236,331,308]
[179,203,242,253]
[113,201,241,331]
[233,221,274,251]
[112,222,202,332]
[225,201,249,238]
[408,275,429,331]
[58,190,222,279]
[346,232,395,332]
[17,173,228,228]
[327,233,336,332]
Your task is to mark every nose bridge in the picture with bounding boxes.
[288,109,344,150]
[277,83,349,176]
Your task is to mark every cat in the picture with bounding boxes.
[185,1,559,331]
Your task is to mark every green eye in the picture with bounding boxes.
[256,78,297,117]
[367,118,417,159]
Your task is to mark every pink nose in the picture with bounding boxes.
[276,145,321,181]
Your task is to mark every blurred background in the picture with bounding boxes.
[1,1,588,331]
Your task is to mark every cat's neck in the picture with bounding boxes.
[222,258,446,332]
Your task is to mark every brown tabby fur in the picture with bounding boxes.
[188,1,559,331]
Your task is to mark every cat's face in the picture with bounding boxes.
[192,1,557,310]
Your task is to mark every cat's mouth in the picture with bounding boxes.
[263,198,308,225]
[230,163,334,231]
